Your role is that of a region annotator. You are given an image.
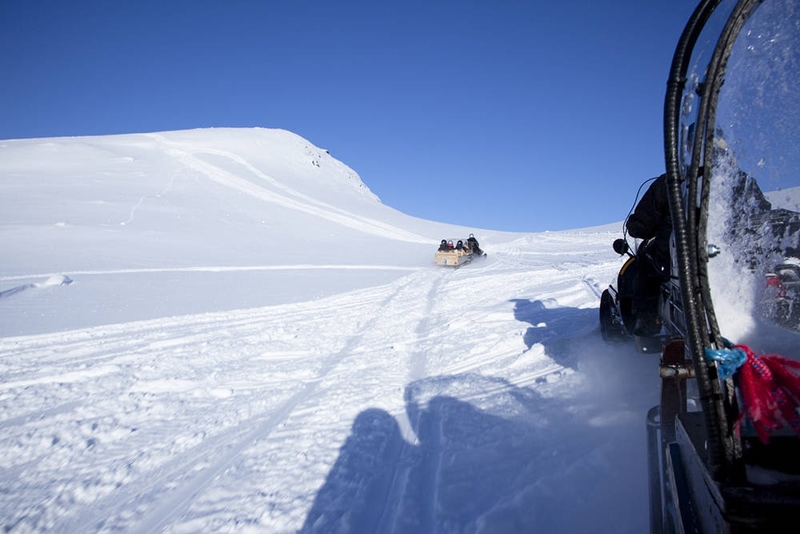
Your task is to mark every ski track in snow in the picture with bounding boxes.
[0,243,650,533]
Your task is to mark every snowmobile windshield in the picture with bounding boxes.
[679,0,800,358]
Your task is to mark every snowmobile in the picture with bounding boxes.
[433,235,486,267]
[609,0,800,532]
[599,236,684,354]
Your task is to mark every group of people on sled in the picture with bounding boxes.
[437,234,484,256]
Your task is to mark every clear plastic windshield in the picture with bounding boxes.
[703,0,800,354]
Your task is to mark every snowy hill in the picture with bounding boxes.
[0,128,656,533]
[0,128,500,335]
[1,128,442,270]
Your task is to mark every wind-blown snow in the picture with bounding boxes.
[0,128,657,533]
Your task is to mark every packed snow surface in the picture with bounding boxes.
[0,128,658,533]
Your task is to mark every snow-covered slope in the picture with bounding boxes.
[0,128,513,335]
[1,128,440,273]
[0,128,656,533]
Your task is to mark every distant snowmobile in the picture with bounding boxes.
[433,234,486,267]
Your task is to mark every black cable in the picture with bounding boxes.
[696,0,764,481]
[663,0,726,479]
[664,0,766,482]
[622,176,659,244]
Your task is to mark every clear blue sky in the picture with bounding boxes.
[0,0,701,232]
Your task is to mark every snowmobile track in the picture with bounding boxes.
[132,269,444,532]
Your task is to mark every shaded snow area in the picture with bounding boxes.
[0,128,658,533]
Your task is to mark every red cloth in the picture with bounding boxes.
[735,345,800,443]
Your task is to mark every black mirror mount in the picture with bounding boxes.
[613,238,630,256]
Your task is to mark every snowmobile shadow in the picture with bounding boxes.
[510,298,597,370]
[301,374,649,533]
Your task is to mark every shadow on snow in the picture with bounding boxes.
[510,298,598,370]
[300,372,649,534]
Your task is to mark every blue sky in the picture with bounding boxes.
[0,0,701,232]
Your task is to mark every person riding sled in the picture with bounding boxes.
[467,234,484,256]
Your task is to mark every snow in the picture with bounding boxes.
[0,128,658,533]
